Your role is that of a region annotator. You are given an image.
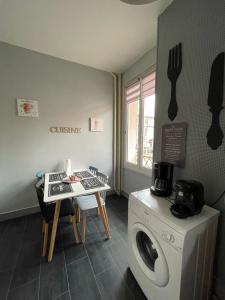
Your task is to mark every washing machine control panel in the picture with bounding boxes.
[160,231,183,250]
[147,215,184,251]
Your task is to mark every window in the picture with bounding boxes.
[125,71,156,171]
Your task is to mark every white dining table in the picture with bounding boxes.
[44,169,111,262]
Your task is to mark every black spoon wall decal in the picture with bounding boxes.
[167,43,182,121]
[207,52,224,150]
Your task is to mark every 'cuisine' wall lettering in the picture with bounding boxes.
[49,127,82,133]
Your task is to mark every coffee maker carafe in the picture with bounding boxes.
[150,162,174,197]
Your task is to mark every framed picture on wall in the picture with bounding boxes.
[17,98,39,117]
[89,118,104,132]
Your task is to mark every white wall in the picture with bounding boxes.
[122,47,156,195]
[0,42,113,218]
[155,0,225,298]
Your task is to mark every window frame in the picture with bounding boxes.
[124,67,156,176]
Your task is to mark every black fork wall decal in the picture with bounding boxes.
[167,43,182,121]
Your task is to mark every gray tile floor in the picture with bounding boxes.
[0,195,147,300]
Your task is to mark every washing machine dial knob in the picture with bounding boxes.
[166,233,175,242]
[170,234,175,243]
[166,233,171,241]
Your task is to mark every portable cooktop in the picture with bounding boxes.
[73,170,94,179]
[80,177,105,190]
[48,182,72,196]
[49,172,67,182]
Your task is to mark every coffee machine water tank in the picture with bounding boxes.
[150,162,174,197]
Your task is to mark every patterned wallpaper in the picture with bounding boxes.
[154,0,225,298]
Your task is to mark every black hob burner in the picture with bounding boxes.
[81,177,105,190]
[49,182,72,196]
[49,172,67,182]
[73,171,94,179]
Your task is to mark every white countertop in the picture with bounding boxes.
[44,169,110,203]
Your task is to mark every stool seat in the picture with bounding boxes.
[44,199,75,222]
[76,195,104,211]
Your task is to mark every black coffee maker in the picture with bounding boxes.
[170,180,204,218]
[150,162,174,197]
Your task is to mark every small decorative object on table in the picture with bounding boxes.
[63,175,81,183]
[64,159,72,175]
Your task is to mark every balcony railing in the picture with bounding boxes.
[142,153,153,168]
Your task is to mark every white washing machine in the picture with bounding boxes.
[128,189,219,300]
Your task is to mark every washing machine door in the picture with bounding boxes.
[131,223,169,287]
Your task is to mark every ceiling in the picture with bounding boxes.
[0,0,173,72]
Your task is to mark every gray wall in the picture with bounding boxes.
[122,47,156,195]
[0,42,113,217]
[155,0,225,298]
[123,48,156,84]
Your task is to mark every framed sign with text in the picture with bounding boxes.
[161,122,187,168]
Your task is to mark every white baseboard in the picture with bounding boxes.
[121,191,129,199]
[107,190,116,196]
[0,190,123,222]
[0,205,40,222]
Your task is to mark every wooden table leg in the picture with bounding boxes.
[95,192,111,239]
[42,220,45,234]
[42,223,49,257]
[71,215,79,243]
[48,200,61,262]
[82,212,87,243]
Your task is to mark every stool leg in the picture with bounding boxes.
[95,192,110,239]
[82,212,87,243]
[42,222,49,256]
[102,206,110,233]
[76,207,81,223]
